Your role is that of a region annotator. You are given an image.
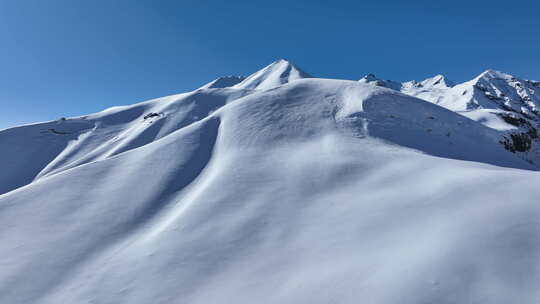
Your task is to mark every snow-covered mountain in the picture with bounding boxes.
[360,69,540,166]
[2,60,540,304]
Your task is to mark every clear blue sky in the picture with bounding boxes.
[1,0,539,129]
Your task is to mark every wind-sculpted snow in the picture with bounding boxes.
[0,116,221,303]
[0,87,252,194]
[0,119,94,194]
[1,62,540,303]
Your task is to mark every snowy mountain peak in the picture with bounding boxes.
[421,74,454,88]
[358,73,402,91]
[233,59,312,90]
[474,69,514,83]
[198,75,246,90]
[466,69,540,113]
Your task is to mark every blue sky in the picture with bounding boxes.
[1,0,540,129]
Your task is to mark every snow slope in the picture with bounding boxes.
[0,60,313,195]
[0,87,252,195]
[1,62,540,304]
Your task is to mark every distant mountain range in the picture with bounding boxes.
[362,68,540,163]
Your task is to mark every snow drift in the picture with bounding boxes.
[1,60,540,304]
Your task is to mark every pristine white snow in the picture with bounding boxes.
[1,60,540,304]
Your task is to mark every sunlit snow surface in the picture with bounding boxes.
[1,61,540,303]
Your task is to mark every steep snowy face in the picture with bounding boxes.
[1,78,540,304]
[198,75,246,89]
[471,70,540,115]
[431,69,540,114]
[233,59,312,90]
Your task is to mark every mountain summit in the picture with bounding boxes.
[233,59,312,90]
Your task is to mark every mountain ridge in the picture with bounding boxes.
[358,67,540,166]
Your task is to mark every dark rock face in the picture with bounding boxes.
[501,133,533,153]
[497,113,531,128]
[496,113,540,154]
[143,113,160,120]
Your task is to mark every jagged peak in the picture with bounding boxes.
[262,58,311,75]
